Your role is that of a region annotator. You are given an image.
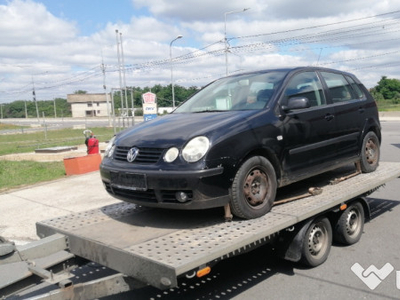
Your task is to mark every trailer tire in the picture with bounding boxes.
[301,217,332,267]
[334,202,364,245]
[231,156,277,219]
[360,131,380,173]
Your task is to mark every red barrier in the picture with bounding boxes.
[63,153,102,175]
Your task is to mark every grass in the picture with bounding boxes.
[0,160,66,191]
[0,123,28,130]
[0,127,115,156]
[377,102,400,111]
[0,126,115,191]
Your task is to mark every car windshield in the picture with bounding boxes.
[174,71,286,113]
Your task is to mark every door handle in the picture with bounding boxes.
[325,114,334,121]
[358,107,365,113]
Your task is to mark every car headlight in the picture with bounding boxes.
[104,136,116,158]
[164,147,179,163]
[182,136,210,163]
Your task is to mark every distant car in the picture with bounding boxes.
[100,67,381,219]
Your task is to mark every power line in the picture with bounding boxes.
[3,10,400,97]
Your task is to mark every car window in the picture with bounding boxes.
[282,71,326,107]
[174,72,286,113]
[345,75,365,99]
[320,72,355,103]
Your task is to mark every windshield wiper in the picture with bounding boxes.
[194,109,226,113]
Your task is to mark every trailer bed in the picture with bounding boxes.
[36,162,400,290]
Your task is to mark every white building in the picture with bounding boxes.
[67,93,111,118]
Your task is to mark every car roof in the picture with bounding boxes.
[225,66,356,78]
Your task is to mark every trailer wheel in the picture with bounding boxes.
[231,156,277,219]
[334,202,364,245]
[301,217,332,267]
[360,131,380,173]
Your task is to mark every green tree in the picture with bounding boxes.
[74,90,87,94]
[1,98,71,119]
[375,76,400,100]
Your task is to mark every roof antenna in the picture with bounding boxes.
[315,48,323,66]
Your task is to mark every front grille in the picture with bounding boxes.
[114,146,164,164]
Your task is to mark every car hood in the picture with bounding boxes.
[116,111,258,148]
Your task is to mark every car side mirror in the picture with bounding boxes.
[282,97,310,112]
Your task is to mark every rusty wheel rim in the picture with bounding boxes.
[365,138,378,165]
[243,168,269,206]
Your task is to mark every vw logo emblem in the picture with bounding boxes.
[127,147,139,162]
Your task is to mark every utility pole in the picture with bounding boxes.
[32,76,40,122]
[120,32,128,114]
[53,97,57,118]
[101,52,111,127]
[115,30,124,114]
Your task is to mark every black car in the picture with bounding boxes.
[100,67,381,219]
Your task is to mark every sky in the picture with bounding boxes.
[1,0,400,104]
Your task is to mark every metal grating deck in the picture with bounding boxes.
[36,162,400,290]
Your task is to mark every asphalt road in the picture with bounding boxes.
[108,120,400,300]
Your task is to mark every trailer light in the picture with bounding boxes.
[176,191,189,203]
[197,266,211,278]
[340,203,347,211]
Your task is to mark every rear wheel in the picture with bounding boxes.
[333,202,364,245]
[360,131,380,173]
[231,156,277,219]
[301,217,332,267]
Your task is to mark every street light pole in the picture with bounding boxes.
[224,8,250,76]
[170,35,183,109]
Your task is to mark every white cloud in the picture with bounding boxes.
[0,0,77,46]
[1,0,400,103]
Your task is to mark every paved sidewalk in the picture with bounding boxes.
[0,171,119,245]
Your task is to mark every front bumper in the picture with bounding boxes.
[100,164,231,210]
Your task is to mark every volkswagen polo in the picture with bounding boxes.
[100,67,381,219]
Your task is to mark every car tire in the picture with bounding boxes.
[333,202,364,245]
[231,156,277,219]
[301,217,332,267]
[360,131,380,173]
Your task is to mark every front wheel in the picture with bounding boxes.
[231,156,277,219]
[360,131,380,173]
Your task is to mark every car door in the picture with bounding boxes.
[278,71,336,179]
[319,71,365,160]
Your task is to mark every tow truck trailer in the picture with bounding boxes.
[1,162,400,299]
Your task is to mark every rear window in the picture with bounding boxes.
[345,75,365,99]
[320,72,354,103]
